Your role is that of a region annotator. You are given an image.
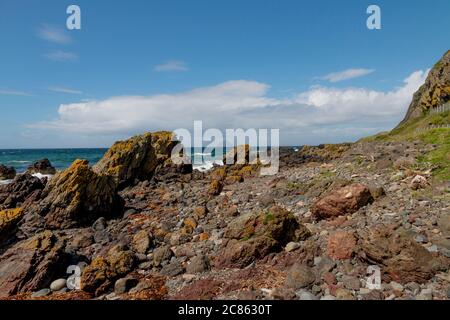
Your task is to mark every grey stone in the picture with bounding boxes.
[321,294,336,300]
[296,290,318,300]
[285,242,301,252]
[31,288,51,298]
[186,255,210,274]
[153,245,173,266]
[342,276,361,290]
[160,260,184,277]
[114,277,139,295]
[50,278,67,291]
[285,263,316,290]
[92,217,107,231]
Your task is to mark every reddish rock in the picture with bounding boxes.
[311,184,373,220]
[0,231,68,297]
[327,231,357,260]
[172,279,222,300]
[358,224,445,284]
[322,272,337,285]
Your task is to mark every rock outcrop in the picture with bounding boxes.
[29,159,123,230]
[93,131,184,188]
[398,50,450,126]
[0,165,15,181]
[0,173,45,210]
[0,231,67,297]
[26,159,56,175]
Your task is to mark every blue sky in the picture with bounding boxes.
[0,0,449,148]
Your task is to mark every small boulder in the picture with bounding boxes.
[410,175,428,190]
[311,184,373,220]
[186,255,211,274]
[284,264,316,290]
[132,230,152,254]
[26,159,56,175]
[0,165,15,180]
[358,224,444,284]
[327,231,357,260]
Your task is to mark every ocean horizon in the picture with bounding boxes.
[0,146,300,176]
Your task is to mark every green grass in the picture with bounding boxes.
[263,212,275,225]
[360,110,450,181]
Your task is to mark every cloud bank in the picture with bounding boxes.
[29,70,429,145]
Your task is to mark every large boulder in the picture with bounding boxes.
[29,159,123,230]
[0,165,15,181]
[311,184,373,220]
[0,173,45,210]
[358,224,445,284]
[93,131,185,188]
[0,231,68,297]
[26,159,56,175]
[215,206,310,268]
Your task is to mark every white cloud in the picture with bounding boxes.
[0,89,32,96]
[28,70,429,145]
[155,60,189,72]
[43,51,78,62]
[318,68,375,83]
[37,24,72,44]
[48,87,83,95]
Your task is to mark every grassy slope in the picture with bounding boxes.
[361,110,450,181]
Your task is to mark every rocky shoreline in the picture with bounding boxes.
[0,137,448,301]
[0,51,449,301]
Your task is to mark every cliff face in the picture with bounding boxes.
[397,50,450,127]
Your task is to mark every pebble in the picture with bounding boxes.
[115,277,139,295]
[285,242,301,252]
[50,278,67,291]
[389,281,404,292]
[416,288,433,300]
[31,288,51,298]
[320,295,336,300]
[296,290,318,300]
[426,245,438,253]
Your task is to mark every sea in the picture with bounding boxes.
[0,148,224,184]
[0,147,299,185]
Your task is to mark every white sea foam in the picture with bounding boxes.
[0,179,13,185]
[193,160,224,172]
[32,173,54,180]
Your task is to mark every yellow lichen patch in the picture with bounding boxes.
[184,217,197,230]
[211,167,227,181]
[238,165,253,177]
[0,208,24,235]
